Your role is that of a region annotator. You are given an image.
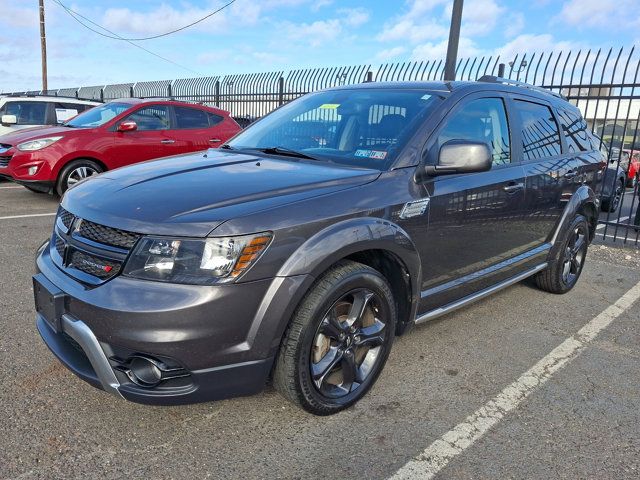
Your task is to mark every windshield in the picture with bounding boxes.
[65,102,131,128]
[227,89,443,170]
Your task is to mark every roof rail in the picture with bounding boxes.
[2,92,101,102]
[477,75,566,100]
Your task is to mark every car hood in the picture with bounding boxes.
[0,125,80,145]
[62,150,380,237]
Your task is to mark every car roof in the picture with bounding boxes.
[329,80,568,104]
[107,97,230,115]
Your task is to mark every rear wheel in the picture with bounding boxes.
[601,179,623,212]
[274,260,396,415]
[56,159,103,196]
[535,214,589,294]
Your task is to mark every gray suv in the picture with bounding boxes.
[34,78,603,415]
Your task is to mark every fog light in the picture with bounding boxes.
[128,356,163,386]
[28,166,38,175]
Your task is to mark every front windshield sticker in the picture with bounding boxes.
[354,149,387,160]
[319,103,340,109]
[421,94,432,100]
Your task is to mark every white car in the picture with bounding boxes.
[0,95,100,137]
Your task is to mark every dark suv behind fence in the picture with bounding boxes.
[33,78,603,415]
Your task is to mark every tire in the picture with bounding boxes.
[535,214,589,294]
[601,179,623,212]
[56,159,103,196]
[273,260,396,415]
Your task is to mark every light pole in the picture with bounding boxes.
[444,0,464,81]
[39,0,48,91]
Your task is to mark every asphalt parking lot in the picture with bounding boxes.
[1,183,639,480]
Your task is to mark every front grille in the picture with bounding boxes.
[0,155,11,167]
[77,219,140,249]
[54,235,65,258]
[69,250,121,279]
[58,207,74,230]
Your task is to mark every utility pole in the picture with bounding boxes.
[39,0,48,91]
[444,0,464,81]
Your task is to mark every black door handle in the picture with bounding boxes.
[503,182,524,193]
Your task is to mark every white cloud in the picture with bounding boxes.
[555,0,618,28]
[377,19,448,43]
[102,3,231,36]
[310,0,333,12]
[339,8,370,27]
[494,34,582,62]
[282,7,370,47]
[284,19,343,47]
[376,46,408,61]
[0,1,37,28]
[504,12,525,38]
[410,36,485,61]
[442,0,505,36]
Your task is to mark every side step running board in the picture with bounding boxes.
[415,263,548,325]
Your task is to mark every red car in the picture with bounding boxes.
[0,99,241,195]
[624,150,640,187]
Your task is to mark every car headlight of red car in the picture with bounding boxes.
[17,136,63,152]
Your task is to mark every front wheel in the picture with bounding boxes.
[535,214,589,294]
[274,260,396,415]
[56,159,103,196]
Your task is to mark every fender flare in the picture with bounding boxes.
[277,217,421,279]
[549,185,598,246]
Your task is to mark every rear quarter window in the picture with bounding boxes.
[556,106,597,152]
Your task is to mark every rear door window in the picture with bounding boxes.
[436,97,511,165]
[174,106,209,129]
[514,100,562,160]
[3,101,48,125]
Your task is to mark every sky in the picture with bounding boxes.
[0,0,638,92]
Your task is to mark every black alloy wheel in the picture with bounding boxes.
[310,288,388,399]
[274,260,396,415]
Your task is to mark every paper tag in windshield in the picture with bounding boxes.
[355,149,387,160]
[421,94,432,100]
[319,103,340,109]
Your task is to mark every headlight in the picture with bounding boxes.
[122,233,272,285]
[17,136,63,152]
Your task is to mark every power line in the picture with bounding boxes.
[53,0,236,41]
[51,0,199,74]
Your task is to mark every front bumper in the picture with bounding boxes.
[35,243,313,405]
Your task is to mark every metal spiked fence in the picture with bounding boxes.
[3,46,639,245]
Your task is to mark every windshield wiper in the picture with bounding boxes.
[254,146,318,160]
[220,144,234,150]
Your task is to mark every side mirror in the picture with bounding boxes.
[1,114,17,125]
[117,121,137,132]
[425,140,492,176]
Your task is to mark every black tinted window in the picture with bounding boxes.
[515,100,562,160]
[4,101,47,125]
[556,106,597,152]
[175,106,209,129]
[126,105,170,131]
[437,97,511,165]
[207,112,223,126]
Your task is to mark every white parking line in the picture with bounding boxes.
[390,279,640,480]
[596,217,629,230]
[0,186,24,189]
[0,212,56,221]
